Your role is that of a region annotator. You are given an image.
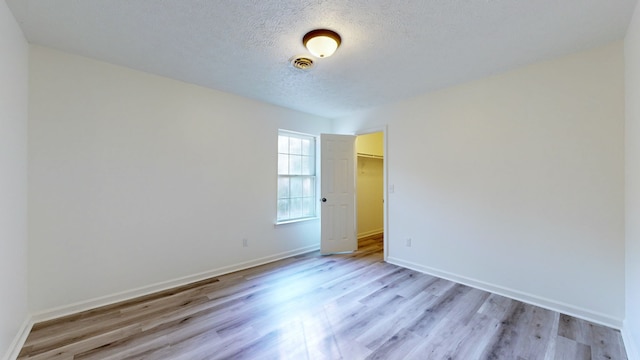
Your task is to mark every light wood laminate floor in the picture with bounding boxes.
[18,235,628,360]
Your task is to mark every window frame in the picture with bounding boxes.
[276,130,319,224]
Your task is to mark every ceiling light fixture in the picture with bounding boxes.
[303,29,341,58]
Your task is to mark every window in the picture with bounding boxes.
[277,131,316,222]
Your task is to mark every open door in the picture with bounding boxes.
[320,134,357,255]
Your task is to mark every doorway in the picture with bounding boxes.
[356,132,385,255]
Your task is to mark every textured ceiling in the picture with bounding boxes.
[6,0,639,118]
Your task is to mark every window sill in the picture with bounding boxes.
[274,217,319,227]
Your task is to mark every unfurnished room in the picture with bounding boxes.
[2,1,640,359]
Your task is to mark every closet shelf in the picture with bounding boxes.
[357,152,383,159]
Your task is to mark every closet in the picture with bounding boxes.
[356,132,384,238]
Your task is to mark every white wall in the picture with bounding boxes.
[0,1,29,359]
[28,45,331,314]
[625,1,640,357]
[334,42,625,326]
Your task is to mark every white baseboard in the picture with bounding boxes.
[623,322,640,360]
[31,244,320,324]
[386,256,624,329]
[358,229,383,239]
[2,317,33,360]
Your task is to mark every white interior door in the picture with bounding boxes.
[320,134,357,254]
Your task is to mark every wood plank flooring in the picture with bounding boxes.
[18,235,628,360]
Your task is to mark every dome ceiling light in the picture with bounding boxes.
[303,29,341,58]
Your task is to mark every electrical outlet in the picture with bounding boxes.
[242,238,248,247]
[406,238,412,247]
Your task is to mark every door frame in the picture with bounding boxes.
[355,126,389,261]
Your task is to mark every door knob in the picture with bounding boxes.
[321,198,327,202]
